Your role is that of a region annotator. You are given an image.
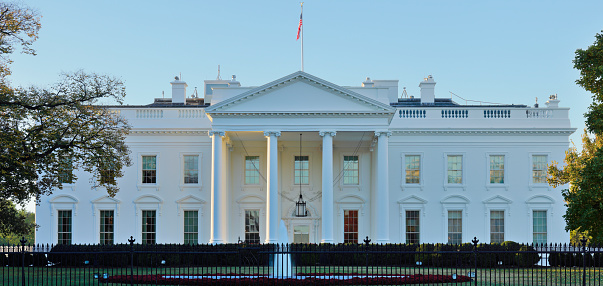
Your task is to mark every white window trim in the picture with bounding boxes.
[485,152,509,191]
[482,195,512,243]
[182,209,200,244]
[526,195,554,245]
[91,196,120,244]
[340,154,361,188]
[443,153,466,191]
[336,195,366,243]
[242,154,263,191]
[134,194,163,244]
[397,195,427,244]
[528,152,551,191]
[50,195,78,245]
[179,152,202,191]
[137,152,160,191]
[236,195,266,243]
[176,195,206,244]
[293,154,311,186]
[440,195,470,243]
[401,152,424,191]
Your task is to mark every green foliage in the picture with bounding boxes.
[570,229,592,246]
[0,204,35,244]
[574,31,603,106]
[0,3,131,235]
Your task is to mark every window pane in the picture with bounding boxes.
[100,210,114,244]
[533,210,547,245]
[58,158,73,184]
[245,210,260,244]
[490,210,504,243]
[184,155,199,184]
[293,225,310,243]
[405,155,420,184]
[344,210,359,243]
[142,210,156,244]
[245,156,260,185]
[184,210,198,244]
[447,155,463,184]
[294,156,309,185]
[142,156,157,184]
[489,155,504,184]
[58,210,72,245]
[343,155,359,185]
[406,210,420,244]
[447,210,462,244]
[532,155,547,184]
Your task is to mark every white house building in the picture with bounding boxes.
[36,71,574,245]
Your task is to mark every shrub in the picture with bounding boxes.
[515,245,540,267]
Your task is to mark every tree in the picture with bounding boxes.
[548,30,603,244]
[0,3,131,236]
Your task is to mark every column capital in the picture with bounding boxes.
[319,131,337,137]
[374,131,392,137]
[263,131,281,137]
[209,130,225,137]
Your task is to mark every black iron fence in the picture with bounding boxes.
[1,236,602,285]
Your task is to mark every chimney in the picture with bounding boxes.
[170,76,188,105]
[228,75,241,87]
[419,75,436,105]
[545,94,559,108]
[362,77,374,87]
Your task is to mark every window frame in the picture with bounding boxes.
[343,209,359,244]
[405,210,420,244]
[482,195,511,243]
[179,153,202,191]
[485,152,509,191]
[294,155,310,185]
[57,210,72,245]
[141,209,157,245]
[244,155,261,186]
[397,195,427,244]
[532,210,548,245]
[401,152,424,191]
[443,153,466,191]
[342,154,360,186]
[529,153,551,191]
[244,209,261,244]
[183,210,199,245]
[440,195,469,244]
[489,210,505,244]
[99,210,115,245]
[447,210,463,245]
[138,153,160,191]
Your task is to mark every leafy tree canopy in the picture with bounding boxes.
[0,2,131,236]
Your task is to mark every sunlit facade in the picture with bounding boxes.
[36,71,574,245]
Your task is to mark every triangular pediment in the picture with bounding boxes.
[205,71,395,116]
[176,195,206,204]
[398,195,428,205]
[483,195,512,205]
[50,195,78,204]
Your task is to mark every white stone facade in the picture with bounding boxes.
[36,71,574,245]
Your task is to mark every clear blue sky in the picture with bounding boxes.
[11,0,603,211]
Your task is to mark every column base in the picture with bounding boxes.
[209,239,225,245]
[320,239,334,244]
[264,239,278,244]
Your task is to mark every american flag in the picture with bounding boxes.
[296,12,302,40]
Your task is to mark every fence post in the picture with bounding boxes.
[128,236,135,286]
[581,236,587,286]
[364,236,371,284]
[472,237,479,286]
[20,237,26,286]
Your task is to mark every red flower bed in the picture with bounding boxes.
[100,273,471,285]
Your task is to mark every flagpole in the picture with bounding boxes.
[300,2,304,72]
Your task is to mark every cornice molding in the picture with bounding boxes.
[129,130,208,136]
[208,111,394,118]
[392,129,576,136]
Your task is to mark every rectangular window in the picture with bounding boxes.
[489,155,505,184]
[183,155,199,184]
[184,210,198,244]
[447,155,463,184]
[57,210,72,245]
[533,210,547,245]
[100,210,114,244]
[447,210,462,244]
[293,225,310,243]
[343,155,359,185]
[142,156,157,184]
[245,156,260,185]
[405,210,420,244]
[245,210,260,244]
[490,210,504,243]
[59,158,73,184]
[294,156,309,185]
[344,210,359,243]
[142,210,156,244]
[405,155,420,184]
[532,155,547,184]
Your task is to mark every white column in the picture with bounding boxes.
[264,131,281,243]
[209,131,225,244]
[375,131,392,243]
[319,131,336,243]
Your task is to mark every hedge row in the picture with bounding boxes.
[548,252,603,267]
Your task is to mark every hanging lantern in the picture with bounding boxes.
[295,133,308,217]
[295,194,307,217]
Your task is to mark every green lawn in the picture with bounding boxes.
[0,266,600,285]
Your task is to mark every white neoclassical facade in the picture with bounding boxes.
[36,71,574,245]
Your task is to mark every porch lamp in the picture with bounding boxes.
[295,133,308,217]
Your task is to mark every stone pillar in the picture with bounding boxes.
[319,131,336,243]
[375,131,392,243]
[264,131,281,243]
[209,131,226,244]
